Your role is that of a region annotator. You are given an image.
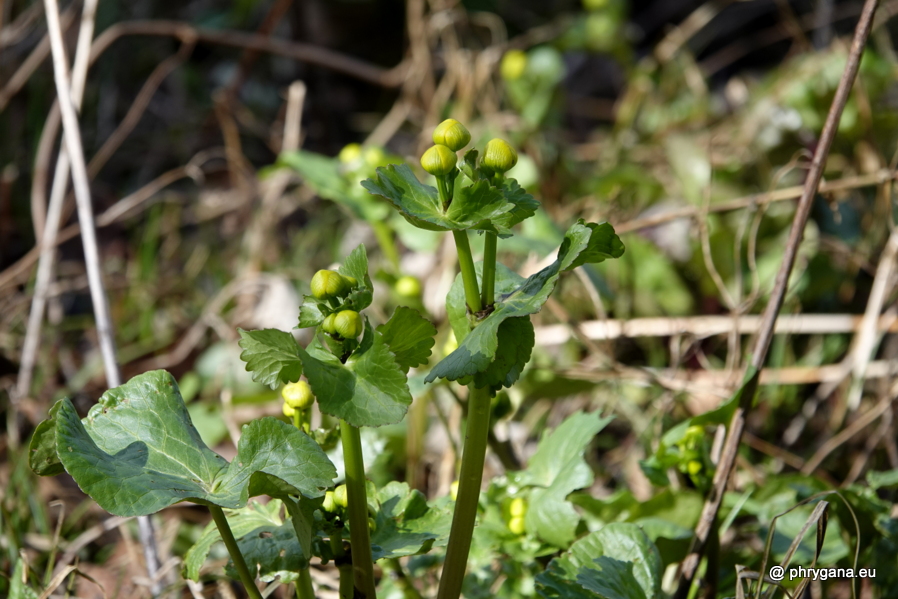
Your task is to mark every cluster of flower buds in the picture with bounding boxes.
[419,119,518,178]
[310,269,365,340]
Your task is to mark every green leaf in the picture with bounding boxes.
[338,244,374,311]
[427,220,624,383]
[10,557,39,599]
[298,298,328,328]
[55,370,335,517]
[520,411,613,546]
[29,399,64,476]
[376,307,437,373]
[184,500,286,581]
[237,328,303,389]
[370,482,453,560]
[492,178,541,234]
[472,317,534,392]
[362,164,513,233]
[536,523,662,599]
[278,150,388,221]
[298,327,412,427]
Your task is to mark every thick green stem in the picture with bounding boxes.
[452,230,482,314]
[481,232,497,307]
[340,420,378,599]
[436,385,492,599]
[209,505,263,599]
[296,566,315,599]
[371,219,400,273]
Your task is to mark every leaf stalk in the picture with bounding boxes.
[208,505,263,599]
[340,420,378,598]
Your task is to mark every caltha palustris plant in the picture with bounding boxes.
[361,118,625,599]
[29,118,624,599]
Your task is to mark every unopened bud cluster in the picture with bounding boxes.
[420,118,519,180]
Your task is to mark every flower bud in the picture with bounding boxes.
[508,497,527,518]
[338,143,362,164]
[481,139,518,174]
[334,310,363,339]
[282,381,314,410]
[500,50,527,80]
[394,275,422,298]
[334,484,349,508]
[322,313,338,335]
[508,516,525,535]
[311,270,349,299]
[282,402,296,418]
[432,119,471,152]
[322,490,337,513]
[420,144,458,176]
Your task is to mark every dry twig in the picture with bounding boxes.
[675,0,881,593]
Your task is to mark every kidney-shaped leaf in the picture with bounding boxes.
[53,370,336,517]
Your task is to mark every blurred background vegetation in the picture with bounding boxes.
[2,0,898,597]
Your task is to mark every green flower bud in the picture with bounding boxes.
[343,275,358,288]
[311,269,349,299]
[481,139,518,174]
[282,380,314,410]
[500,50,527,80]
[508,516,525,535]
[334,310,363,339]
[363,146,387,167]
[322,313,338,335]
[420,144,457,176]
[432,119,471,152]
[282,402,296,418]
[368,517,377,533]
[338,143,362,164]
[394,275,422,298]
[686,460,702,476]
[322,490,337,513]
[508,497,527,518]
[334,484,349,508]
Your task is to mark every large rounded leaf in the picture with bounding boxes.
[54,370,336,517]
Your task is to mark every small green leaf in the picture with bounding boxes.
[427,220,624,383]
[338,244,374,311]
[298,298,328,328]
[298,327,413,427]
[10,557,39,599]
[472,317,534,392]
[362,165,514,233]
[520,411,613,547]
[55,371,335,517]
[376,306,437,373]
[370,482,453,560]
[492,178,541,234]
[237,328,303,389]
[29,399,64,476]
[536,523,662,599]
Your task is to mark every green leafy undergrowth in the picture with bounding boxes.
[30,370,336,516]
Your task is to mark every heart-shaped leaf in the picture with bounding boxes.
[51,370,335,517]
[298,327,413,427]
[427,220,624,383]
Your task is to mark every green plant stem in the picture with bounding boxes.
[452,230,482,314]
[208,505,263,599]
[385,558,424,599]
[340,420,378,599]
[436,385,492,599]
[329,535,353,599]
[481,232,497,307]
[296,566,315,599]
[371,219,400,272]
